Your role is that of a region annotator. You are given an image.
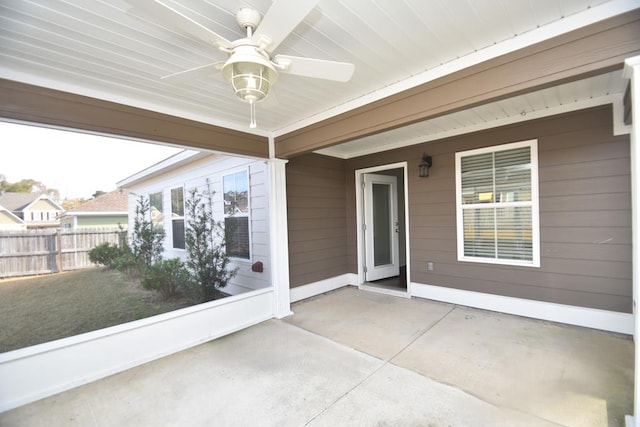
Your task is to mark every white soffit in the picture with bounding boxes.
[315,70,627,159]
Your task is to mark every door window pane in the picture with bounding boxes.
[372,183,391,266]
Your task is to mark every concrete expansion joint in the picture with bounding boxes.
[388,304,458,362]
[304,306,461,425]
[503,405,567,427]
[303,352,389,425]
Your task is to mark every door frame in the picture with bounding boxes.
[355,162,411,296]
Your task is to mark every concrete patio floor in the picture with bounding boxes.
[0,286,634,426]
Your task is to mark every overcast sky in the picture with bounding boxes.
[0,121,183,200]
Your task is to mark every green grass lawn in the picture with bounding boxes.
[0,268,195,353]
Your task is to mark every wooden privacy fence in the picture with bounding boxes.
[0,228,127,278]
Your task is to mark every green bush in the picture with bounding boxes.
[88,243,121,268]
[141,258,190,298]
[112,247,141,278]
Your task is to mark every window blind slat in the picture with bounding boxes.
[495,147,531,203]
[496,207,532,261]
[461,152,494,204]
[463,208,496,258]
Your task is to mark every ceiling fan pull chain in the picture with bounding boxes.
[249,100,257,128]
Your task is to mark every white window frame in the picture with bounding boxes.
[222,168,252,261]
[455,139,540,267]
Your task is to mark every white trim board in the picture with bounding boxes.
[411,282,633,335]
[358,283,411,299]
[290,273,357,303]
[0,288,274,413]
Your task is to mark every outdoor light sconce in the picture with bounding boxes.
[419,153,433,177]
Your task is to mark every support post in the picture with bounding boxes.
[625,55,640,427]
[268,157,293,319]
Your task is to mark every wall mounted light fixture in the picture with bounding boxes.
[419,153,433,177]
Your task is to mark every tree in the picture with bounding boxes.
[130,195,165,269]
[184,180,237,302]
[0,177,59,201]
[92,190,106,199]
[1,178,39,193]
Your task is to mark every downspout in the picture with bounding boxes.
[267,134,293,318]
[625,55,640,427]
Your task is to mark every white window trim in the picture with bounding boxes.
[223,168,252,262]
[455,139,540,268]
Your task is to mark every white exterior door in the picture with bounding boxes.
[364,173,400,281]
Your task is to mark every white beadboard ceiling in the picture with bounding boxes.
[0,0,636,157]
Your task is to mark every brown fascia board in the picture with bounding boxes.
[275,9,640,158]
[0,80,269,159]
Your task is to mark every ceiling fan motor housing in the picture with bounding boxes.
[235,7,262,31]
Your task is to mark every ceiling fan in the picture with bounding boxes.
[129,0,355,128]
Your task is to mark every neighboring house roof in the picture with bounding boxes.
[0,192,42,211]
[0,192,64,213]
[64,189,129,216]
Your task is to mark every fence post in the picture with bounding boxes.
[56,228,63,273]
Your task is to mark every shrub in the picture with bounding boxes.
[141,258,190,298]
[184,183,237,302]
[112,246,141,278]
[88,242,121,268]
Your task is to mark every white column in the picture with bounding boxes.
[268,157,293,318]
[625,55,640,427]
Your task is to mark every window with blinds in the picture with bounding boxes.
[455,140,540,267]
[170,187,185,250]
[223,170,251,260]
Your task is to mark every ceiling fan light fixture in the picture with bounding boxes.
[221,46,278,103]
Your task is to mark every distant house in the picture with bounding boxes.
[0,193,64,229]
[59,189,129,230]
[0,204,26,230]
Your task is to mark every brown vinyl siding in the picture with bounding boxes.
[287,154,348,287]
[349,106,631,312]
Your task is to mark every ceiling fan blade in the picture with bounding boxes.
[161,62,223,81]
[252,0,320,53]
[128,0,233,50]
[274,55,355,82]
